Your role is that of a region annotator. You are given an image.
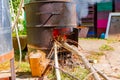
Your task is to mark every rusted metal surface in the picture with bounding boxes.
[0,49,14,63]
[0,77,11,80]
[25,1,76,28]
[25,1,77,53]
[27,44,52,54]
[27,27,78,53]
[27,27,53,50]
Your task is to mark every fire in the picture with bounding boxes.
[53,28,71,41]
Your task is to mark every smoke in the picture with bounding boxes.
[72,0,112,25]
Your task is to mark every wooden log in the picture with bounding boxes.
[54,42,61,80]
[56,41,101,80]
[93,66,110,80]
[49,63,79,80]
[47,46,54,59]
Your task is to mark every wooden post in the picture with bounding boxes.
[93,66,110,80]
[54,42,61,80]
[10,58,16,80]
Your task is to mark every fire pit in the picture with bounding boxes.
[25,0,77,54]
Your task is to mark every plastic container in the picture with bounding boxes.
[100,33,105,39]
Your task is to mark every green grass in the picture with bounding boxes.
[12,31,27,37]
[106,39,120,44]
[14,50,27,61]
[16,62,31,73]
[79,38,101,40]
[87,51,104,60]
[99,44,114,51]
[14,50,31,74]
[0,50,31,74]
[71,66,89,80]
[48,66,89,80]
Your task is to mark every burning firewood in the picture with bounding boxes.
[55,40,110,80]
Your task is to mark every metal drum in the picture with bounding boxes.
[27,27,53,53]
[25,0,77,53]
[25,1,76,27]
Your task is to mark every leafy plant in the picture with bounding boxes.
[15,50,31,73]
[11,0,27,36]
[11,0,21,15]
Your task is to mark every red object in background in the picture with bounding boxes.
[97,28,106,37]
[97,19,108,28]
[115,0,120,12]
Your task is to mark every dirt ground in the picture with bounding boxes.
[13,39,120,80]
[1,39,120,80]
[79,39,120,80]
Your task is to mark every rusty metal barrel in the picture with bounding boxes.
[25,0,76,27]
[24,0,77,53]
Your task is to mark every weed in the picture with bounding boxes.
[16,62,31,73]
[71,66,89,80]
[0,61,10,71]
[99,44,114,51]
[107,39,119,44]
[14,50,27,61]
[87,51,104,60]
[79,38,101,40]
[48,66,89,80]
